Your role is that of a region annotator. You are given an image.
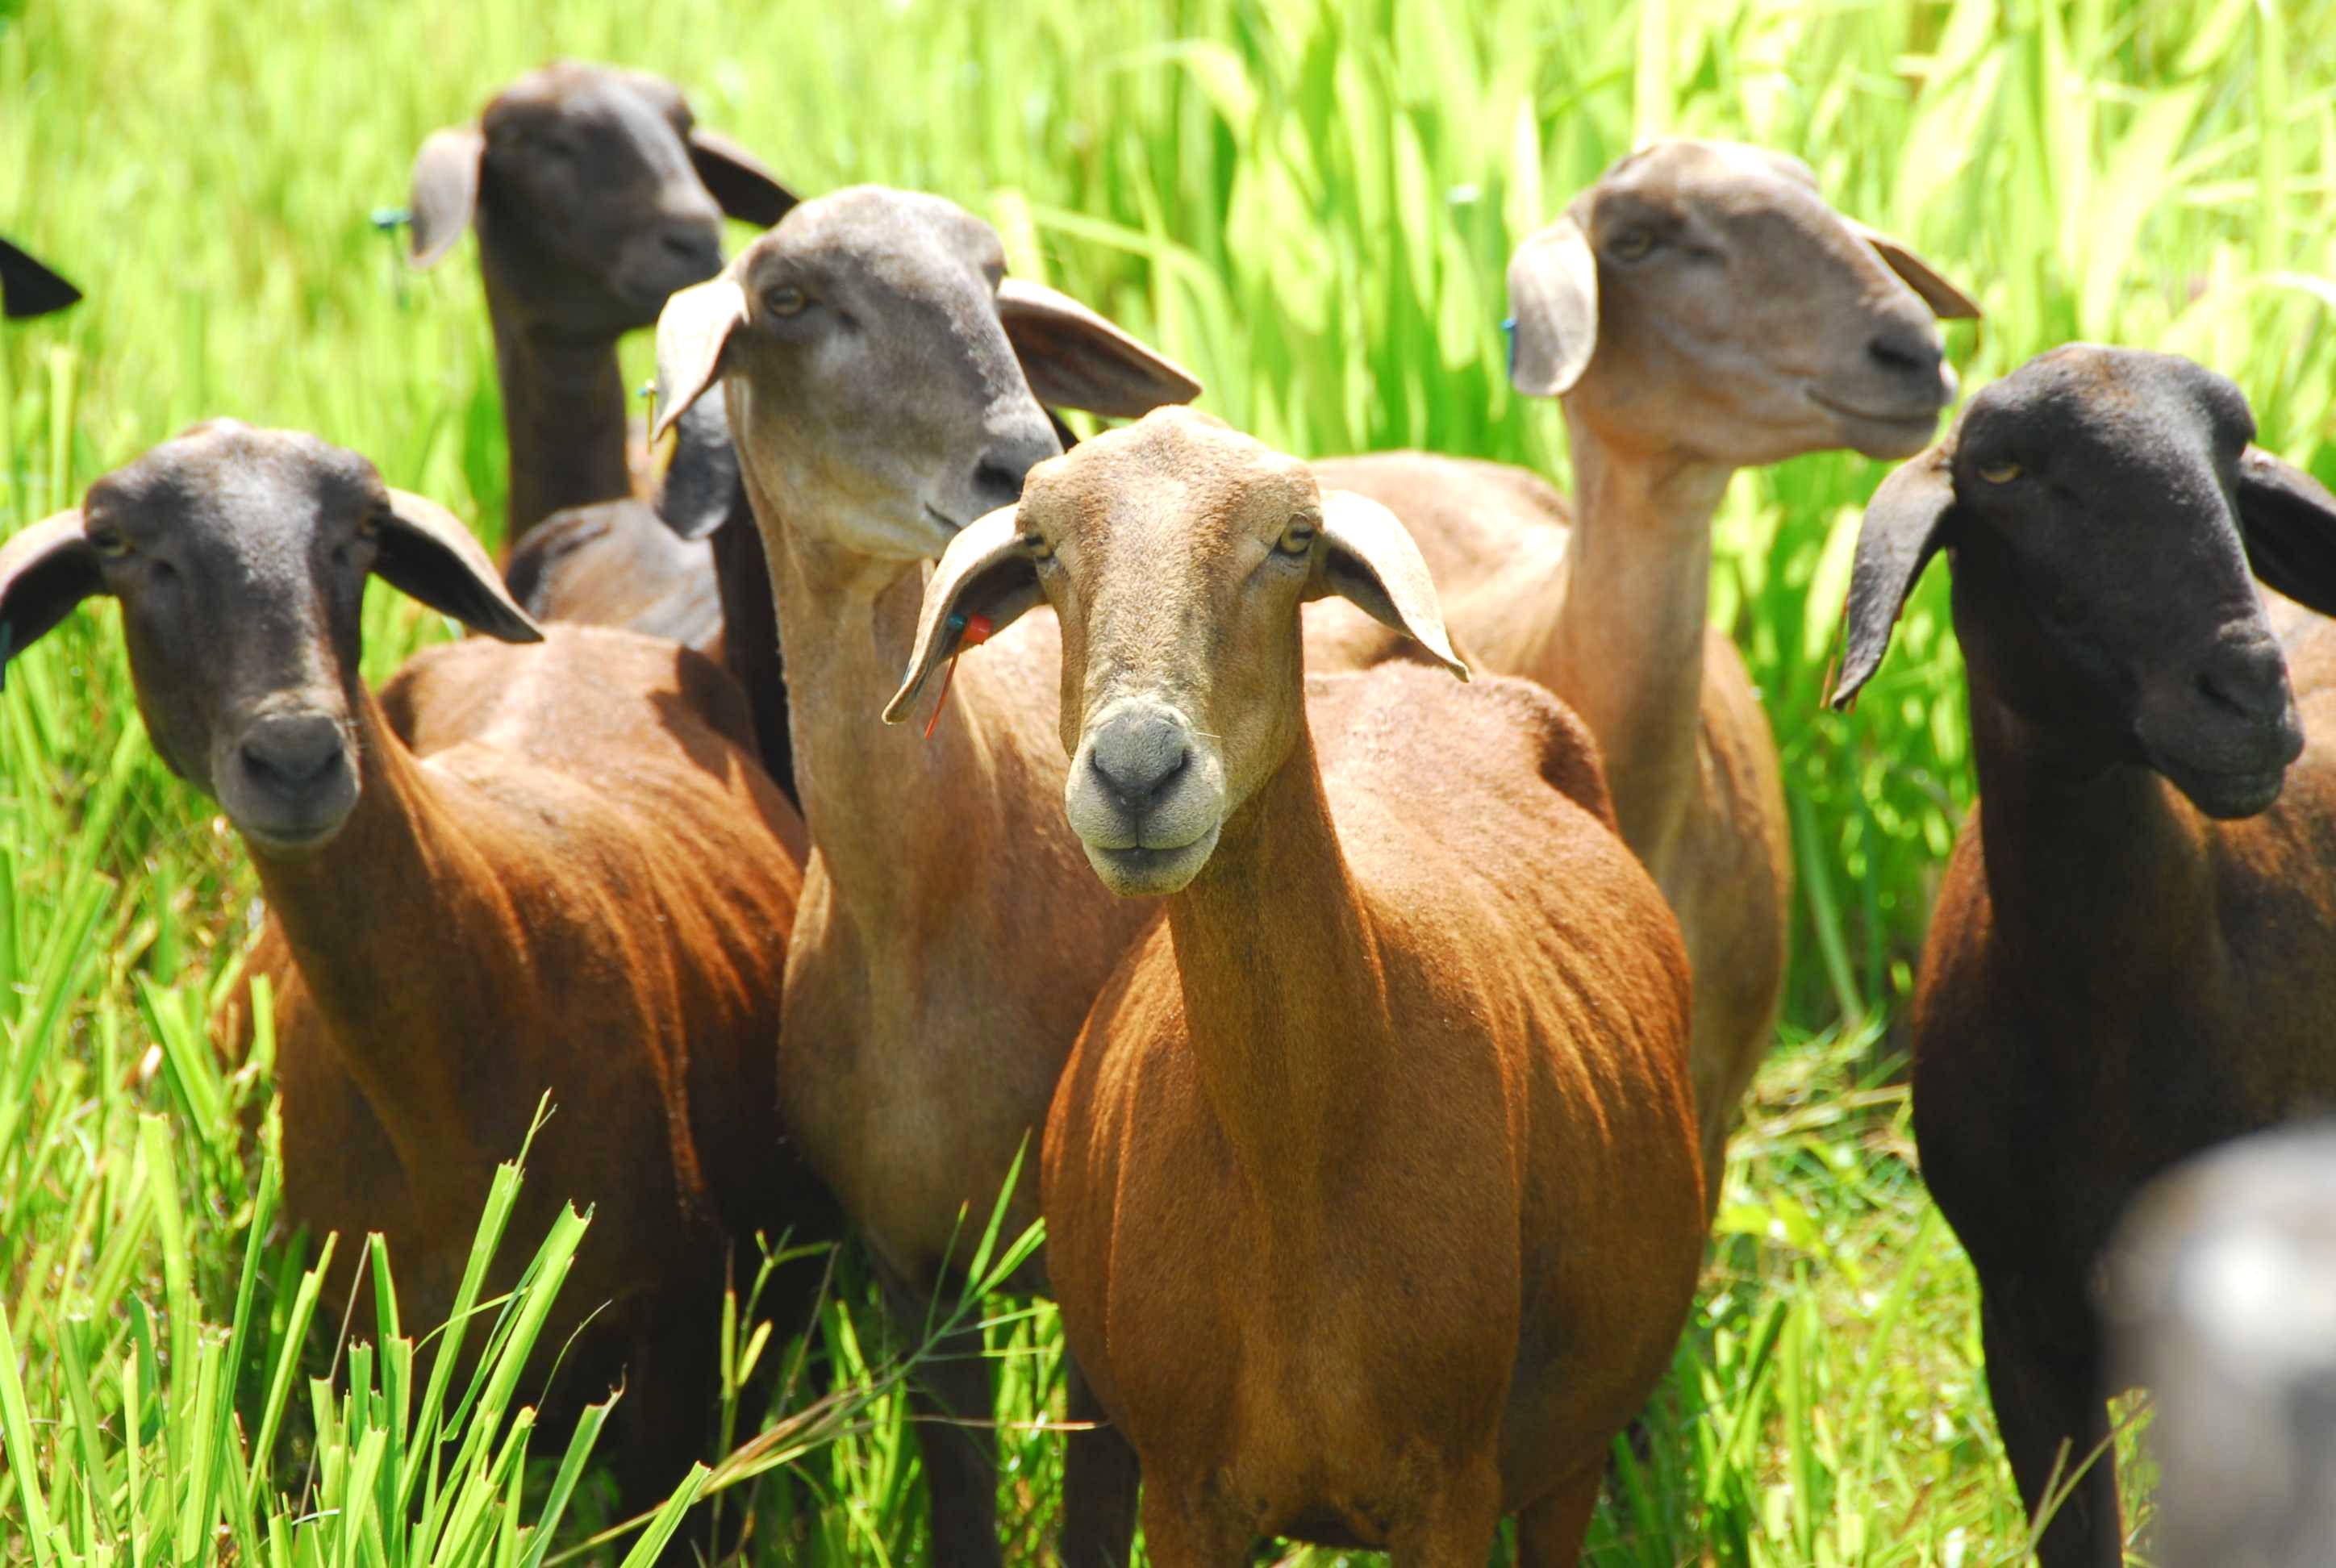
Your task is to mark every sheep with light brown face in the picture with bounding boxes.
[1830,345,2336,1567]
[1315,139,1978,1204]
[650,184,1199,1566]
[0,421,836,1541]
[890,407,1704,1565]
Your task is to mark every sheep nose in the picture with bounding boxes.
[2196,633,2292,725]
[1089,711,1191,813]
[240,711,347,791]
[1868,326,1944,382]
[657,222,722,275]
[970,427,1060,511]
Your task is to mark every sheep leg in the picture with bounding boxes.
[1057,1357,1140,1566]
[1511,1465,1602,1566]
[1979,1295,2123,1568]
[613,1316,724,1564]
[876,1268,1005,1568]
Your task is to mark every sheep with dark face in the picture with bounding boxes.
[1830,344,2336,1567]
[0,421,836,1541]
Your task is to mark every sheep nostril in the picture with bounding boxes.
[1090,724,1191,811]
[1868,331,1941,377]
[972,461,1027,504]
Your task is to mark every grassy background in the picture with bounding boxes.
[2,0,2330,1562]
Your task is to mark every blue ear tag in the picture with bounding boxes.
[1500,316,1518,379]
[371,206,414,304]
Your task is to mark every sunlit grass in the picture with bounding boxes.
[3,0,2328,1561]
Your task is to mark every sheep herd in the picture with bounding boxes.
[6,56,2336,1568]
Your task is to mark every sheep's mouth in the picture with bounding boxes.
[1082,830,1219,898]
[1805,389,1944,435]
[2152,754,2288,820]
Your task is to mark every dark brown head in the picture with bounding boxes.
[0,237,81,319]
[0,423,540,853]
[884,407,1464,895]
[407,61,796,337]
[1831,346,2336,819]
[1508,139,1977,467]
[653,185,1200,567]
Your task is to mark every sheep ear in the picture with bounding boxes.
[0,511,102,690]
[994,278,1202,419]
[2235,448,2336,620]
[407,126,484,269]
[653,277,749,444]
[0,238,81,319]
[1845,219,1981,322]
[1830,447,1958,709]
[882,506,1044,724]
[1507,213,1599,397]
[687,127,800,228]
[653,394,746,543]
[1309,490,1468,682]
[377,489,544,644]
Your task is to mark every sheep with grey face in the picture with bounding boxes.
[1831,344,2336,1567]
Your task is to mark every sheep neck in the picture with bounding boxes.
[756,493,1028,939]
[1165,726,1385,1243]
[244,686,518,1188]
[482,268,633,543]
[1526,412,1730,875]
[1961,672,2214,986]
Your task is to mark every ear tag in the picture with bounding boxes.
[0,619,14,693]
[923,611,996,740]
[371,206,412,302]
[1500,316,1518,379]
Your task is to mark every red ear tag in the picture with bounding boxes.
[924,611,997,740]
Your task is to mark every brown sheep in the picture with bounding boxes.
[1315,139,1978,1199]
[0,421,836,1531]
[1829,345,2336,1566]
[888,407,1705,1564]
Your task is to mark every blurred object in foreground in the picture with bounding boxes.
[2105,1120,2336,1568]
[0,237,80,318]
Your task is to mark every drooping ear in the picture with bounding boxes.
[1506,213,1599,397]
[0,238,81,319]
[994,278,1203,418]
[1844,219,1981,322]
[653,277,749,443]
[1308,490,1468,682]
[686,127,800,228]
[2234,447,2336,620]
[376,489,544,643]
[653,394,746,542]
[1829,445,1959,709]
[0,511,102,689]
[407,125,486,269]
[882,506,1045,724]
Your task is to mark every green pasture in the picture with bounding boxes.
[2,0,2330,1561]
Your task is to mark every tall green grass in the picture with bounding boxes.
[2,0,2330,1562]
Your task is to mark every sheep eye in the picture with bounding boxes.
[88,528,133,559]
[1979,461,2021,484]
[1022,532,1053,561]
[763,286,808,318]
[1276,520,1317,557]
[1608,227,1657,262]
[357,511,384,540]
